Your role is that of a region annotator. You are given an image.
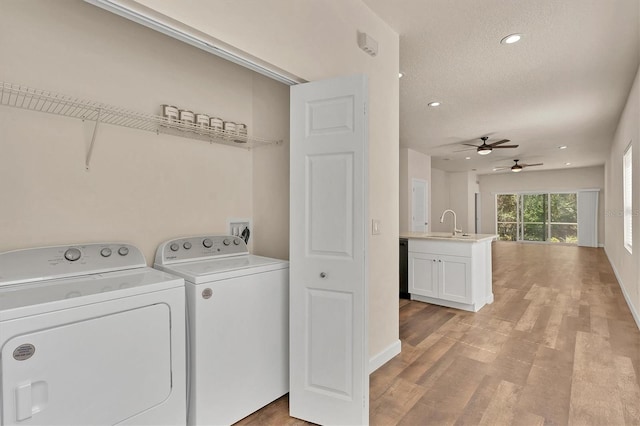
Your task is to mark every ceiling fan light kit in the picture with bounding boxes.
[462,136,519,155]
[494,159,544,173]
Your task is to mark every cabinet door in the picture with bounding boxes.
[438,255,472,303]
[408,253,438,297]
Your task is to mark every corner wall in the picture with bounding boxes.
[605,64,640,328]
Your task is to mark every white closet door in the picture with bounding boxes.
[290,74,369,425]
[577,191,599,247]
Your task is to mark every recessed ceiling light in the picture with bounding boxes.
[465,157,471,160]
[565,162,571,166]
[559,145,567,150]
[500,33,522,45]
[399,72,404,78]
[428,101,441,107]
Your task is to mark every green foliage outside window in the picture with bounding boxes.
[496,193,578,243]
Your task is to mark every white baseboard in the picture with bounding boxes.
[369,339,401,374]
[604,247,640,330]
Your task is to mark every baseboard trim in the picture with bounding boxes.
[604,247,640,330]
[369,339,401,374]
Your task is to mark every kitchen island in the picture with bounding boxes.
[400,232,497,312]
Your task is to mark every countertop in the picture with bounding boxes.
[400,232,498,243]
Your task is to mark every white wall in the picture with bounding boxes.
[431,168,450,232]
[399,148,431,232]
[478,166,606,243]
[0,1,288,264]
[605,65,640,327]
[131,0,401,359]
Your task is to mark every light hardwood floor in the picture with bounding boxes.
[237,242,640,425]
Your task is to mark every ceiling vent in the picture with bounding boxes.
[358,32,378,57]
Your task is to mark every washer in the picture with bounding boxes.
[0,243,187,426]
[154,235,289,426]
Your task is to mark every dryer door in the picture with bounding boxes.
[1,304,172,426]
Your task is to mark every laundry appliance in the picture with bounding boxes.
[154,235,288,426]
[0,242,187,426]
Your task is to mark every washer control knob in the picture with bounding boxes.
[100,248,112,257]
[170,243,179,252]
[223,238,231,246]
[64,248,81,262]
[118,246,129,256]
[203,238,213,248]
[183,242,192,250]
[233,238,240,245]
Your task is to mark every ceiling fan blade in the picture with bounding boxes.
[491,145,519,149]
[487,139,511,146]
[521,163,543,167]
[493,166,511,170]
[462,143,481,147]
[453,147,477,152]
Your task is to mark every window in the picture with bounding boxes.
[496,192,578,243]
[624,144,632,253]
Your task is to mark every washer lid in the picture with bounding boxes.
[0,268,183,321]
[156,255,288,284]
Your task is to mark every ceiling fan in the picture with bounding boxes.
[494,159,544,173]
[458,136,519,155]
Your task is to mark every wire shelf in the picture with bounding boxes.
[0,82,280,149]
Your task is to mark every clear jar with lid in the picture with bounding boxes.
[223,121,237,135]
[209,117,223,132]
[161,105,179,123]
[179,110,195,124]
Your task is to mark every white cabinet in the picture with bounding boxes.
[409,253,471,304]
[407,238,493,312]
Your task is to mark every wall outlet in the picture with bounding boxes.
[372,219,381,235]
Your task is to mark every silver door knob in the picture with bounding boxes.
[320,272,327,278]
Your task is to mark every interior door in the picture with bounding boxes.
[411,179,428,232]
[290,74,368,425]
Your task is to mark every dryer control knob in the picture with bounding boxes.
[100,248,112,257]
[170,243,180,252]
[64,248,81,262]
[223,238,231,246]
[203,238,213,248]
[118,246,129,256]
[183,242,192,250]
[233,238,240,245]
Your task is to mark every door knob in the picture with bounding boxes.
[320,272,327,278]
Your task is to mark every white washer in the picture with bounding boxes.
[0,243,187,426]
[154,235,289,426]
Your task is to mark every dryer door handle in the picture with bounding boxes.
[15,382,32,421]
[15,380,48,421]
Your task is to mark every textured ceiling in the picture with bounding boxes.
[363,0,640,174]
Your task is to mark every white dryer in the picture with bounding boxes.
[154,235,289,426]
[0,243,187,426]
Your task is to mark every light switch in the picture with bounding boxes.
[372,219,381,235]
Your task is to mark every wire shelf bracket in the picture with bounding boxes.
[0,82,282,170]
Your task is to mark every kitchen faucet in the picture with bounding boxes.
[440,209,462,236]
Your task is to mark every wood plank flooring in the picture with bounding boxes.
[236,242,640,425]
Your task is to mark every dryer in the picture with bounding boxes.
[154,235,288,426]
[0,243,186,426]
